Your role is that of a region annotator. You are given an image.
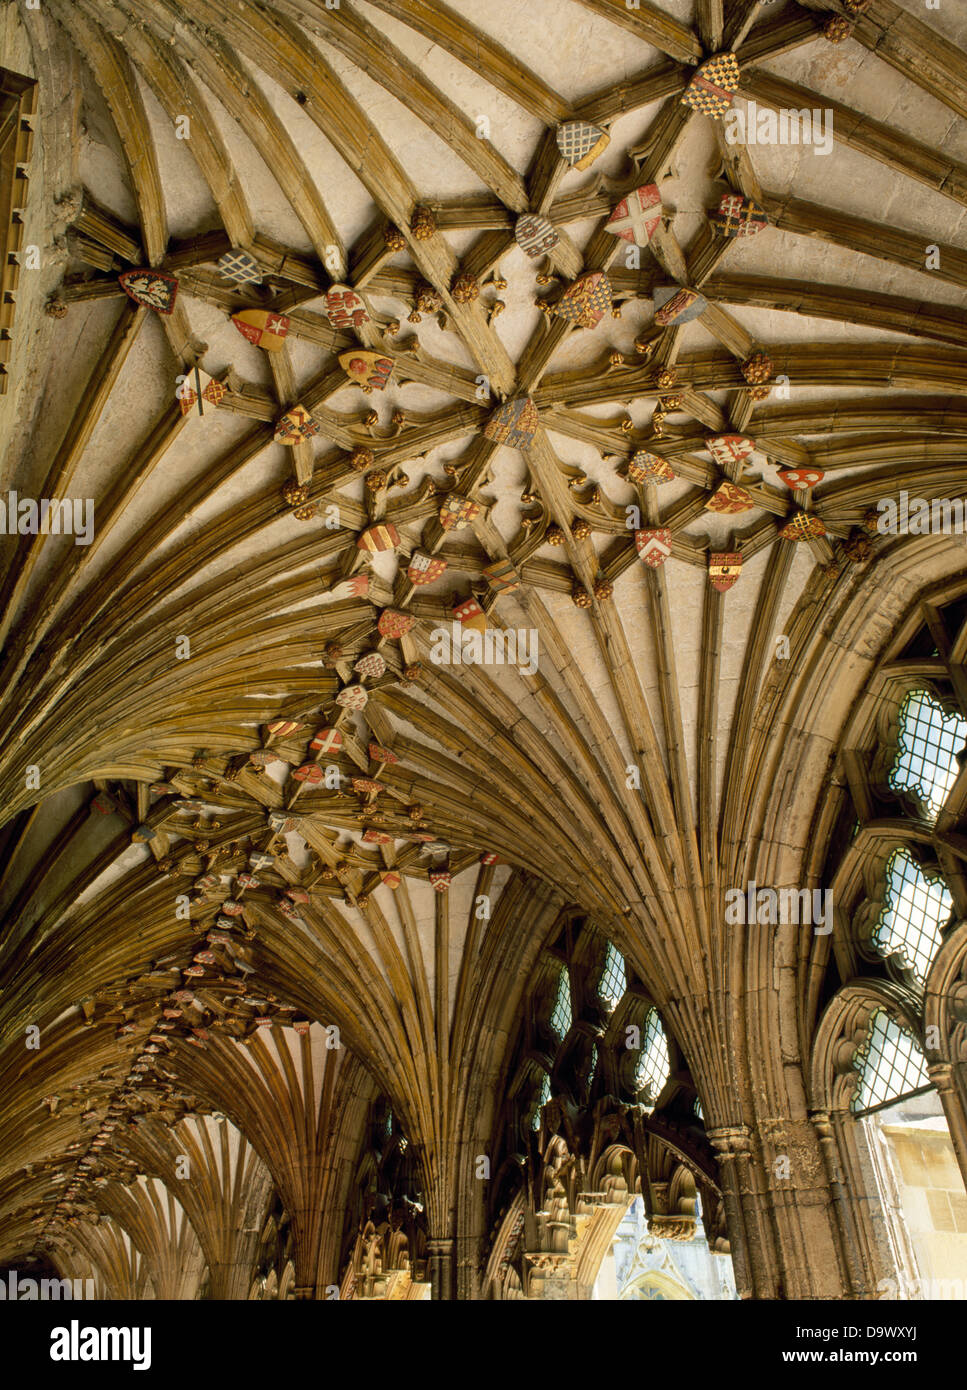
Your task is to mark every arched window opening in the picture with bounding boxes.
[873,848,950,984]
[549,967,572,1039]
[889,688,967,821]
[531,1071,551,1131]
[599,941,627,1013]
[635,1008,671,1107]
[851,1009,931,1115]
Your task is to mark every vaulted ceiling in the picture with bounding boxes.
[2,0,967,1288]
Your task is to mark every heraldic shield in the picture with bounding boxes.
[339,351,394,391]
[708,551,742,591]
[605,185,662,246]
[378,609,416,639]
[217,248,262,284]
[634,528,672,568]
[654,286,707,327]
[326,284,370,330]
[680,52,740,120]
[232,310,290,350]
[705,480,755,514]
[273,405,319,444]
[780,511,827,541]
[179,368,226,417]
[548,273,613,329]
[118,269,178,315]
[439,495,480,531]
[408,551,447,585]
[555,120,609,170]
[628,450,675,484]
[483,396,538,447]
[482,558,521,592]
[709,194,769,239]
[515,214,559,258]
[706,434,756,468]
[778,467,824,490]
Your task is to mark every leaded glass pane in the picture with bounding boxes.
[873,848,950,983]
[890,689,967,820]
[851,1009,930,1113]
[550,967,572,1038]
[532,1070,551,1130]
[599,940,627,1012]
[635,1008,670,1104]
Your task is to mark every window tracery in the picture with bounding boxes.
[635,1009,671,1107]
[889,689,967,822]
[814,589,967,1246]
[872,848,950,986]
[339,1098,427,1298]
[485,910,729,1297]
[851,1009,931,1115]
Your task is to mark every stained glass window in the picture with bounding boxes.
[873,848,950,983]
[599,941,627,1012]
[890,689,967,820]
[635,1008,670,1104]
[851,1009,930,1113]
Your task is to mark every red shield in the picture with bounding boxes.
[368,742,398,764]
[706,434,755,467]
[325,284,369,331]
[634,529,672,568]
[357,524,400,553]
[352,777,385,795]
[605,185,662,246]
[310,727,342,754]
[453,596,487,631]
[378,609,415,639]
[292,763,325,783]
[777,467,824,490]
[408,551,447,585]
[705,481,755,514]
[363,829,393,844]
[708,552,742,591]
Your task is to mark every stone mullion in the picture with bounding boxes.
[928,1060,967,1200]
